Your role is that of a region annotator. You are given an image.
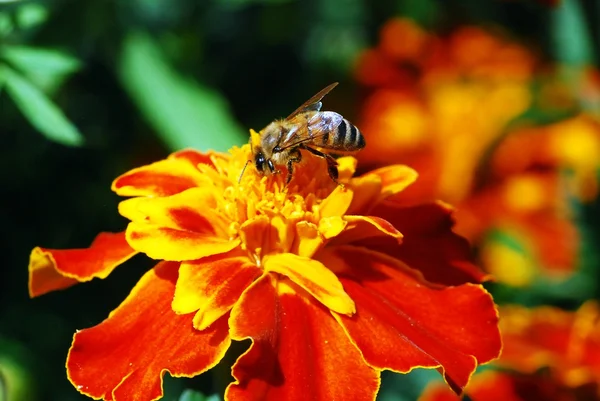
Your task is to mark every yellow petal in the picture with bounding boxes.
[126,222,240,261]
[263,253,355,316]
[319,186,354,218]
[293,221,324,258]
[318,216,348,239]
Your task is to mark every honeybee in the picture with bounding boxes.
[244,82,365,184]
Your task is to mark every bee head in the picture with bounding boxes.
[254,149,275,175]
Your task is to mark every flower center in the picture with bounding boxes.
[214,144,347,261]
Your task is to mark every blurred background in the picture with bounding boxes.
[2,0,600,400]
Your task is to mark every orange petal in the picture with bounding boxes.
[420,370,586,401]
[498,302,600,386]
[419,383,462,401]
[67,261,231,401]
[369,164,419,201]
[239,215,270,257]
[123,188,238,261]
[263,253,355,316]
[334,215,403,244]
[369,201,490,285]
[226,275,380,401]
[239,215,296,257]
[119,187,224,230]
[172,255,262,330]
[346,174,382,215]
[127,223,240,261]
[319,185,354,218]
[29,232,136,297]
[326,246,501,394]
[170,148,214,166]
[347,165,418,214]
[112,152,212,197]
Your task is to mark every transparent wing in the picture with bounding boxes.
[278,111,343,151]
[286,82,339,120]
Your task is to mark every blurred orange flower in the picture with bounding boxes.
[29,140,501,401]
[420,370,599,401]
[355,18,600,286]
[499,303,600,385]
[419,303,600,400]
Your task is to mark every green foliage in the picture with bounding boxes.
[179,389,221,401]
[1,64,84,147]
[0,338,37,401]
[550,0,594,65]
[2,45,82,92]
[119,31,245,152]
[0,4,83,147]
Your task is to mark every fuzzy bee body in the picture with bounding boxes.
[247,83,365,184]
[312,115,365,152]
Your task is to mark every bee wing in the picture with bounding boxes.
[285,82,339,120]
[278,111,344,151]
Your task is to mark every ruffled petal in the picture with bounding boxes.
[263,253,355,316]
[172,255,262,330]
[170,148,215,166]
[112,152,213,197]
[239,215,296,257]
[368,201,490,285]
[347,165,418,214]
[226,275,380,401]
[333,215,403,244]
[319,185,354,218]
[29,232,136,297]
[369,164,419,201]
[123,188,239,261]
[67,261,231,401]
[127,224,239,261]
[119,187,225,231]
[324,246,501,394]
[294,221,325,258]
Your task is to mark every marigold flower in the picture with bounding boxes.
[419,303,600,401]
[499,302,600,386]
[29,139,501,401]
[354,18,600,286]
[419,370,600,401]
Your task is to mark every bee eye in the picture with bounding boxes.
[255,153,266,172]
[267,160,275,173]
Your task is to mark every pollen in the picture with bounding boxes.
[209,144,352,261]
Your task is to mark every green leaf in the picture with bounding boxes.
[15,3,49,29]
[119,31,245,152]
[178,389,216,401]
[550,0,594,65]
[0,11,13,37]
[396,0,438,28]
[2,65,84,147]
[0,337,38,401]
[1,45,82,92]
[0,64,4,95]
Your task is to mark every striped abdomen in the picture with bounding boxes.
[319,119,365,152]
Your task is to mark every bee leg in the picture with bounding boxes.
[286,149,302,185]
[302,146,339,183]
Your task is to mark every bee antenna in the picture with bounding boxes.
[238,159,251,184]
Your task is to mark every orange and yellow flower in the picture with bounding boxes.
[419,303,600,401]
[354,18,600,286]
[29,139,501,401]
[419,370,600,401]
